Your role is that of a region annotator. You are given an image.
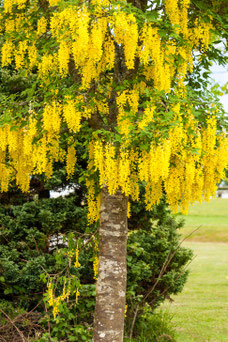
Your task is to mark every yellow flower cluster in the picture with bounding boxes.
[74,244,81,268]
[116,90,139,137]
[63,96,91,132]
[49,6,111,86]
[139,24,175,92]
[37,17,47,36]
[43,101,61,139]
[190,19,213,51]
[0,0,226,224]
[1,0,213,93]
[200,116,227,201]
[46,241,84,319]
[86,178,101,224]
[38,53,58,78]
[165,0,180,31]
[114,12,138,69]
[0,100,83,191]
[93,239,99,280]
[179,0,191,39]
[49,0,61,7]
[125,304,128,318]
[1,40,14,67]
[47,281,71,319]
[93,141,134,196]
[164,0,190,39]
[47,282,54,307]
[75,288,80,304]
[0,124,31,192]
[66,145,77,180]
[165,115,228,213]
[127,202,131,219]
[93,255,99,280]
[86,114,228,218]
[28,44,38,70]
[4,0,27,12]
[138,100,155,130]
[2,12,34,69]
[91,0,110,8]
[91,141,138,208]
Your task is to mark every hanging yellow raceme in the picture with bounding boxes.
[0,0,227,224]
[66,145,77,179]
[63,97,82,132]
[1,40,14,67]
[74,243,81,268]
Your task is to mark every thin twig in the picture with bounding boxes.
[0,309,26,342]
[180,225,202,245]
[33,236,41,256]
[143,225,201,303]
[143,250,172,303]
[127,249,174,336]
[80,230,99,251]
[129,304,139,340]
[26,299,43,316]
[44,302,51,335]
[149,257,196,308]
[0,336,7,342]
[0,161,17,173]
[129,225,199,334]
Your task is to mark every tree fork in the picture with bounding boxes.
[93,187,128,342]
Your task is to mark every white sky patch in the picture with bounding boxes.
[210,62,228,113]
[50,184,77,198]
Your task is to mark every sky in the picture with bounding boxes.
[210,63,228,113]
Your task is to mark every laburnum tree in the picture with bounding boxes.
[0,0,228,341]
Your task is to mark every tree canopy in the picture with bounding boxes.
[1,0,228,341]
[0,0,227,219]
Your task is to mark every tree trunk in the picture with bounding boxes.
[93,186,128,342]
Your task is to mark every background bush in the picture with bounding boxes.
[0,178,192,341]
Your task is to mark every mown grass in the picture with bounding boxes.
[162,198,228,341]
[176,198,228,242]
[164,242,228,342]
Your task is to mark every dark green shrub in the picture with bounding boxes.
[0,191,192,341]
[124,308,176,342]
[0,193,93,304]
[125,197,192,338]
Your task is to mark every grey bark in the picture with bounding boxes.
[93,187,128,342]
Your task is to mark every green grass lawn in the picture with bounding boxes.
[162,199,228,341]
[176,198,228,242]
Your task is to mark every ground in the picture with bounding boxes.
[162,199,228,342]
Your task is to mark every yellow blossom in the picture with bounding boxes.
[74,244,81,268]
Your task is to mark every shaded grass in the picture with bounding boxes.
[163,242,228,342]
[176,199,228,242]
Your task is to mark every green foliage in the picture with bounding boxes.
[125,197,193,338]
[0,300,26,324]
[0,190,192,341]
[0,68,39,124]
[0,194,91,305]
[124,308,176,342]
[36,304,93,342]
